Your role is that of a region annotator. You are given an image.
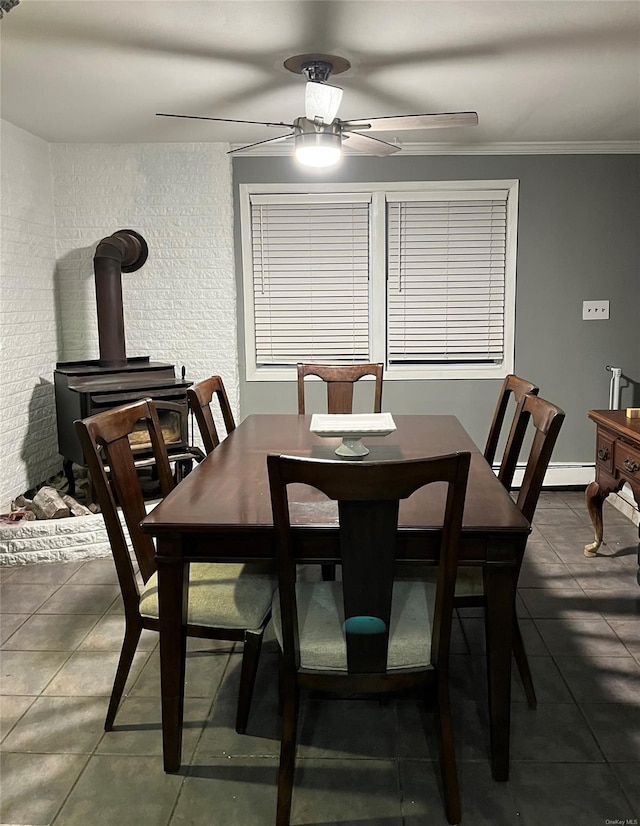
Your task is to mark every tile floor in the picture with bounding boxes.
[1,491,639,826]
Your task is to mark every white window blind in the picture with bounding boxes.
[250,194,371,366]
[387,190,509,364]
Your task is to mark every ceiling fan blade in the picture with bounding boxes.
[227,133,296,155]
[341,112,479,132]
[342,131,401,157]
[304,82,343,123]
[156,113,294,129]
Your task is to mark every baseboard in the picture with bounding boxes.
[510,462,595,488]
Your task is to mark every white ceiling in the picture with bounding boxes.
[1,0,639,151]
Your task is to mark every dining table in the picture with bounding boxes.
[140,413,531,780]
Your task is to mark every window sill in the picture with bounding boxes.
[246,363,513,382]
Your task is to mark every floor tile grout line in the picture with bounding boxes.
[49,751,94,826]
[1,613,106,653]
[0,578,122,746]
[47,569,173,826]
[605,762,640,821]
[168,646,240,824]
[0,577,70,616]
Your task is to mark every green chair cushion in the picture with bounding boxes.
[272,580,436,672]
[453,566,484,596]
[139,563,275,631]
[396,564,484,597]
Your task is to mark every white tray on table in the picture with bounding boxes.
[309,413,396,458]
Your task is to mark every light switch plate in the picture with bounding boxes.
[582,300,610,320]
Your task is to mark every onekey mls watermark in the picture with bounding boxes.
[604,819,638,825]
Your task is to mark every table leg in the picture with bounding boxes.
[484,559,518,782]
[584,478,627,557]
[157,540,189,773]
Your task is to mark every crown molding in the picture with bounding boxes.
[230,140,640,157]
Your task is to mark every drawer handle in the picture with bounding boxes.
[623,457,640,474]
[597,447,609,461]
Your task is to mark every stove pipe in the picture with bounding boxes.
[93,229,148,368]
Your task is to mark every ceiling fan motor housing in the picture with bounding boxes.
[294,117,342,146]
[301,60,334,83]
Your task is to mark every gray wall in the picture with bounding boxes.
[233,154,640,463]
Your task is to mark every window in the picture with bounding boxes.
[249,194,371,365]
[240,180,518,380]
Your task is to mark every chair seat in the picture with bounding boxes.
[140,563,276,631]
[272,580,436,671]
[397,564,484,598]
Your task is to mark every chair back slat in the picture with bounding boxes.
[327,381,356,415]
[268,452,470,676]
[297,363,383,415]
[187,375,236,454]
[339,499,398,673]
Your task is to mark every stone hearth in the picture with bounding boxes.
[0,513,112,567]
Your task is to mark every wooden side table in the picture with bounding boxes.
[585,410,640,582]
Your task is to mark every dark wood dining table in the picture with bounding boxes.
[140,413,531,780]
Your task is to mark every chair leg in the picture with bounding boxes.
[173,458,193,483]
[513,616,537,709]
[105,619,142,731]
[236,629,264,734]
[276,676,299,826]
[277,652,284,716]
[434,681,461,825]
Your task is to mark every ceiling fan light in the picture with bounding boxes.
[295,145,342,167]
[294,131,342,168]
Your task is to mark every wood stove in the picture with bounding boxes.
[54,229,201,490]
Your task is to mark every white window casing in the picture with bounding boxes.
[240,181,518,381]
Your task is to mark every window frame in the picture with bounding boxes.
[240,180,518,381]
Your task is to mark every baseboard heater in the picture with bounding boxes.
[508,462,594,489]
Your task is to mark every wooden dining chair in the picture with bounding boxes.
[187,375,236,455]
[457,393,565,709]
[75,398,275,734]
[297,362,385,581]
[296,362,384,415]
[484,374,539,487]
[268,451,471,826]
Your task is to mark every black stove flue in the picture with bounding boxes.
[54,230,198,488]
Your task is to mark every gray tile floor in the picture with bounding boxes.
[1,491,639,826]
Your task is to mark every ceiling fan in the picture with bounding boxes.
[157,53,478,167]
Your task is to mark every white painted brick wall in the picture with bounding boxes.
[0,121,59,508]
[1,132,238,514]
[50,142,239,418]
